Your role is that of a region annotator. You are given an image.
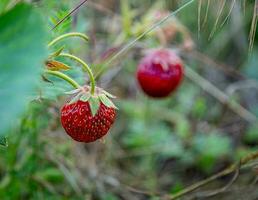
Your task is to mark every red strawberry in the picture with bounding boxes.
[60,87,117,143]
[137,49,183,98]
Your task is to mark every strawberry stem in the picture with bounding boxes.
[48,32,89,47]
[58,53,96,95]
[44,70,81,89]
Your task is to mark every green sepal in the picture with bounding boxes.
[49,46,65,58]
[89,97,100,116]
[99,94,118,109]
[102,90,116,98]
[65,88,81,95]
[0,137,8,147]
[68,93,82,104]
[80,93,91,102]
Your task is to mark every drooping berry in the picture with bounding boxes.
[137,49,184,98]
[60,87,117,143]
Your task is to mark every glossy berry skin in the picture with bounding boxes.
[61,100,116,143]
[137,49,183,98]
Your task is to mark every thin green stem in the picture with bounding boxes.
[44,70,81,89]
[58,53,96,95]
[48,32,89,47]
[94,0,196,79]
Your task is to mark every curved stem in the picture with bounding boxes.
[48,32,89,47]
[44,70,81,89]
[58,53,96,95]
[168,150,258,199]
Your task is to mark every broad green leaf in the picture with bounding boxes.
[0,3,48,136]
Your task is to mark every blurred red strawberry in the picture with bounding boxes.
[137,49,184,98]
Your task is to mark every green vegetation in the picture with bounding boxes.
[0,0,258,199]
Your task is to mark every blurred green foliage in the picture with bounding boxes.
[0,0,258,199]
[0,104,61,199]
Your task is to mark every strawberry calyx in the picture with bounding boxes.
[66,85,118,116]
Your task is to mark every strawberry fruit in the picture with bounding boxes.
[61,87,117,143]
[137,48,184,98]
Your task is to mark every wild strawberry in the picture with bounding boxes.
[60,86,117,143]
[137,48,184,98]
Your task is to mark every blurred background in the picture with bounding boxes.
[0,0,258,199]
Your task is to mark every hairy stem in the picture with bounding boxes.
[44,70,81,89]
[48,32,89,47]
[58,53,96,95]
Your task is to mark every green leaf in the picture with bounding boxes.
[0,136,8,147]
[89,97,100,116]
[99,94,118,109]
[0,3,48,136]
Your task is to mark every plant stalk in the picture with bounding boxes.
[45,70,81,89]
[58,53,96,95]
[48,32,89,47]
